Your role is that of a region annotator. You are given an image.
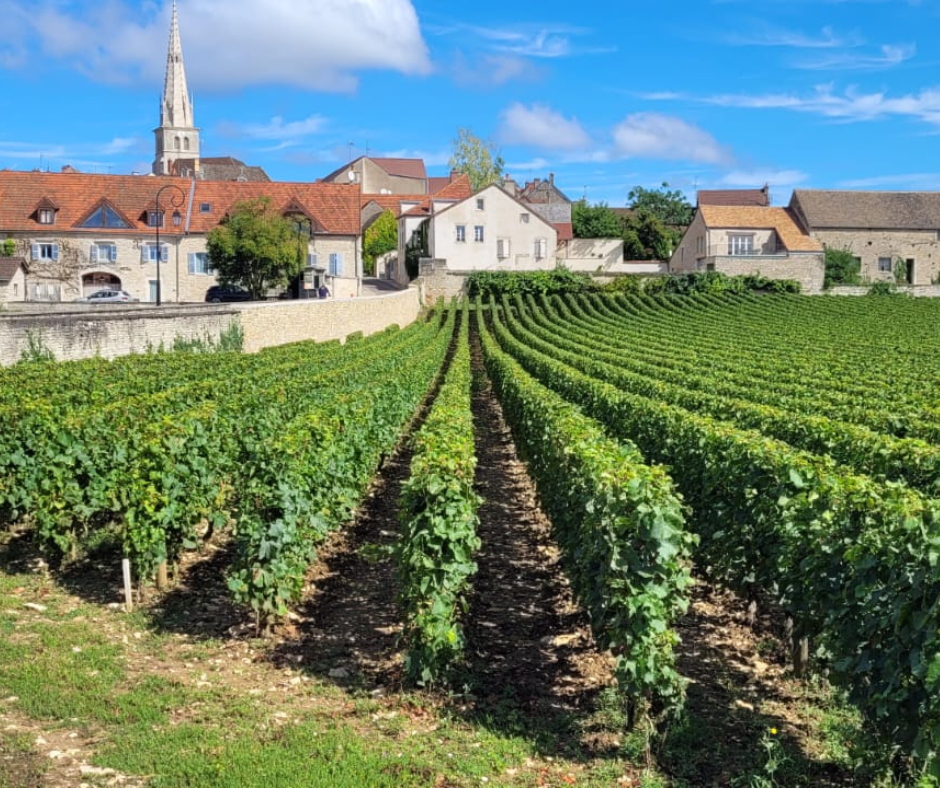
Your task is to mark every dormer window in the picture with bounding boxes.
[38,209,55,225]
[200,203,211,213]
[148,210,164,228]
[80,202,131,229]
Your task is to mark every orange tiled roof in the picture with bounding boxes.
[0,171,361,237]
[188,181,361,235]
[699,205,822,253]
[0,171,192,235]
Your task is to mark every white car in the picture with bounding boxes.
[75,289,138,303]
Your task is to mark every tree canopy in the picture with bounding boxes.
[627,183,694,227]
[363,210,397,277]
[206,197,304,299]
[572,201,622,238]
[448,128,504,191]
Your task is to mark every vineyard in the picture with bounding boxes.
[2,292,940,785]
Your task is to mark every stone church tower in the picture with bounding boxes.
[152,1,200,175]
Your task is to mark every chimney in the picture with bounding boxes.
[548,172,554,185]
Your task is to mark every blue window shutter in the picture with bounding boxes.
[161,245,169,262]
[51,245,59,261]
[141,247,148,263]
[89,245,98,263]
[336,253,343,276]
[31,244,39,261]
[110,245,117,262]
[187,253,195,273]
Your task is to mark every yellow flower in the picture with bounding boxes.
[769,727,778,735]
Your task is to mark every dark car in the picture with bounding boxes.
[205,284,252,303]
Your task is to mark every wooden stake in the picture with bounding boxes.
[122,559,133,613]
[156,561,168,591]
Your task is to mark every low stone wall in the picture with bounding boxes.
[0,287,422,366]
[825,285,940,297]
[237,288,422,352]
[713,254,826,294]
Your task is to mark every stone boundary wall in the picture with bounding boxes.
[825,285,940,297]
[0,288,422,366]
[237,288,422,352]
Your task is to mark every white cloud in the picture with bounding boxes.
[837,172,940,188]
[795,42,915,70]
[647,85,940,126]
[237,116,328,142]
[8,0,432,92]
[498,103,592,150]
[451,53,545,88]
[611,113,733,165]
[724,24,857,49]
[719,169,809,188]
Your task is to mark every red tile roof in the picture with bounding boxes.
[187,181,361,235]
[0,171,192,235]
[554,222,574,241]
[0,172,361,237]
[698,187,770,207]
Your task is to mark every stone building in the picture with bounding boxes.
[789,189,940,285]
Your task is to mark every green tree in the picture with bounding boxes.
[206,197,302,299]
[823,246,861,289]
[363,210,398,277]
[627,183,694,227]
[572,201,623,238]
[2,238,14,257]
[622,209,680,261]
[448,128,504,191]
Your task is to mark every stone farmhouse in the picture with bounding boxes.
[789,190,940,286]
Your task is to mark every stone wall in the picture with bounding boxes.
[713,254,826,294]
[0,287,422,366]
[811,229,940,285]
[417,259,467,303]
[825,285,940,297]
[237,288,421,352]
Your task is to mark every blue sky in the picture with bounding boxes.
[1,0,939,206]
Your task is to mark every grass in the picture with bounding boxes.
[0,533,885,788]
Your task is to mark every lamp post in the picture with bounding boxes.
[153,184,185,305]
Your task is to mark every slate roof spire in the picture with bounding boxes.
[161,1,192,128]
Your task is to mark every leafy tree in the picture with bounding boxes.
[2,238,14,257]
[622,209,679,261]
[363,210,398,277]
[206,197,303,299]
[448,128,504,191]
[627,183,694,227]
[572,201,623,238]
[823,246,861,289]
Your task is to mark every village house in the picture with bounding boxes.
[670,203,825,293]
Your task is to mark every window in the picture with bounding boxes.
[307,252,319,269]
[183,137,190,151]
[140,244,169,263]
[476,198,485,210]
[81,205,129,229]
[200,203,211,213]
[497,238,511,259]
[38,209,55,225]
[455,225,466,243]
[878,256,893,273]
[31,243,58,261]
[188,252,212,274]
[728,234,754,255]
[329,252,343,276]
[148,210,164,228]
[89,243,117,263]
[534,237,547,260]
[520,213,529,224]
[696,235,704,254]
[473,225,484,242]
[12,283,18,298]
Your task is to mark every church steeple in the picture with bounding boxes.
[153,1,200,175]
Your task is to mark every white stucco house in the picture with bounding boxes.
[399,184,559,287]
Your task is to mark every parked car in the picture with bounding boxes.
[205,284,252,303]
[75,289,137,303]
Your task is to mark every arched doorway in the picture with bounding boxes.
[81,272,122,298]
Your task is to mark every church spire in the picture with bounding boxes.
[153,0,200,175]
[161,0,192,128]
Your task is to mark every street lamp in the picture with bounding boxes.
[153,184,185,305]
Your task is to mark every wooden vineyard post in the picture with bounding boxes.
[156,561,168,591]
[122,559,134,613]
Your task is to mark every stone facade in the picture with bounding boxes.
[809,229,940,285]
[0,287,422,366]
[557,238,624,272]
[705,255,826,294]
